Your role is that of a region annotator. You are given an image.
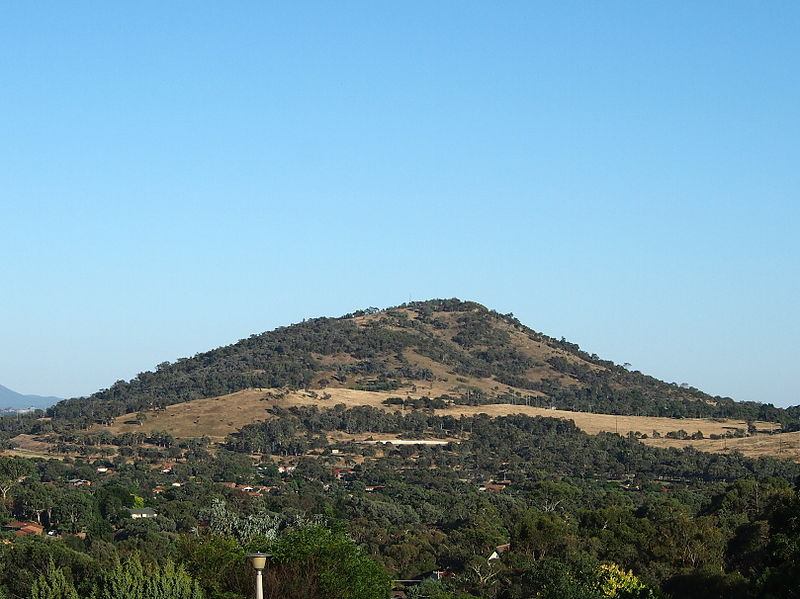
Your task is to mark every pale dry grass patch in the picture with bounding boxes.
[643,431,800,463]
[92,387,780,442]
[8,387,790,463]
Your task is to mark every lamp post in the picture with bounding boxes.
[247,553,271,599]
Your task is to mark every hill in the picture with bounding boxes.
[5,301,800,598]
[0,383,61,410]
[47,299,797,428]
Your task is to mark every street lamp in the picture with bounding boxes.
[247,553,271,599]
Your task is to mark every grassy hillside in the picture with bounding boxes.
[65,387,789,462]
[47,299,795,427]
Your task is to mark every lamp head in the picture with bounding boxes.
[247,553,271,571]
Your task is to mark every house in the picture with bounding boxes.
[67,479,92,487]
[219,482,238,489]
[365,485,386,493]
[127,508,158,519]
[488,543,511,561]
[331,468,355,480]
[479,484,505,492]
[2,521,44,536]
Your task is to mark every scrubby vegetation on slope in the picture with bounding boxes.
[45,300,797,429]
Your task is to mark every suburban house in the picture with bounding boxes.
[127,508,158,519]
[488,543,511,561]
[2,521,45,536]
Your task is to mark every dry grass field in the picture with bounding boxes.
[438,403,780,436]
[93,387,780,443]
[643,431,800,462]
[8,387,791,462]
[4,434,54,458]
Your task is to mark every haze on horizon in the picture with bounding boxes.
[2,3,797,407]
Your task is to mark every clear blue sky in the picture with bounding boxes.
[2,2,798,407]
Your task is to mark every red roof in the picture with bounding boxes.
[481,484,505,492]
[4,521,44,536]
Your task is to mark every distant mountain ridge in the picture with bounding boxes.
[47,299,797,426]
[0,384,61,410]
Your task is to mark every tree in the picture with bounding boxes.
[408,579,479,599]
[177,534,250,599]
[512,557,600,599]
[511,510,574,561]
[14,481,59,526]
[93,556,204,599]
[30,562,79,599]
[264,525,392,599]
[594,564,660,598]
[0,535,97,599]
[0,456,34,500]
[53,489,95,534]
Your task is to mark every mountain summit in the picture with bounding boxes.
[0,384,61,410]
